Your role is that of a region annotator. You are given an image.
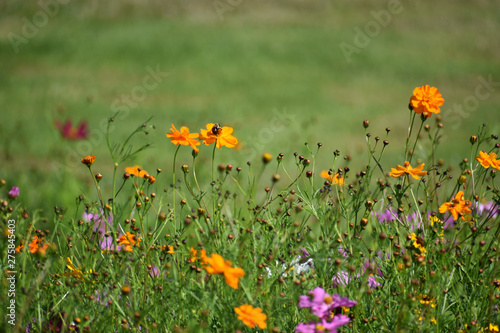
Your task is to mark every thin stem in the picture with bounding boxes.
[172,145,181,229]
[405,112,417,161]
[408,117,426,164]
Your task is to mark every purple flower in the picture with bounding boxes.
[8,186,19,199]
[478,201,500,218]
[150,265,163,278]
[299,287,333,317]
[83,210,116,251]
[331,294,357,308]
[332,271,350,288]
[368,276,382,289]
[295,316,351,333]
[83,210,113,235]
[99,235,122,251]
[300,247,310,258]
[376,207,397,222]
[299,287,357,318]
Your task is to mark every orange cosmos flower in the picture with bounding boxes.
[81,154,96,166]
[125,165,148,178]
[389,161,427,180]
[202,252,245,289]
[476,151,500,170]
[28,236,50,254]
[189,247,198,262]
[166,124,200,152]
[117,232,141,252]
[439,191,472,220]
[410,85,444,117]
[320,170,344,185]
[199,123,238,149]
[234,304,267,329]
[15,244,24,254]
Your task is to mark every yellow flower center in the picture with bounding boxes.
[323,296,332,304]
[315,324,325,331]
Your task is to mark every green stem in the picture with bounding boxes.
[211,143,217,219]
[404,111,417,161]
[408,117,426,164]
[172,145,181,229]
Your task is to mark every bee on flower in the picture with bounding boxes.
[199,123,238,149]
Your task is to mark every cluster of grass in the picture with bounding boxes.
[1,85,500,332]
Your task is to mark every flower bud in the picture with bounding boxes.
[470,136,478,144]
[81,155,96,166]
[363,120,370,128]
[262,152,273,164]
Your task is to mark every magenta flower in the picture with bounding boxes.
[54,118,89,140]
[297,287,355,333]
[8,186,19,199]
[331,294,357,308]
[299,287,334,317]
[295,316,350,333]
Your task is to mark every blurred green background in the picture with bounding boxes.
[1,0,499,213]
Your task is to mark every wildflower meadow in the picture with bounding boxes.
[2,83,500,332]
[2,2,500,332]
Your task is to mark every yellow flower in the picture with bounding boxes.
[489,323,500,332]
[63,257,93,282]
[234,304,267,329]
[439,191,472,221]
[409,233,427,253]
[410,85,444,117]
[166,124,200,152]
[389,161,427,180]
[199,123,238,149]
[429,215,441,227]
[397,263,405,271]
[418,294,436,308]
[320,170,344,185]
